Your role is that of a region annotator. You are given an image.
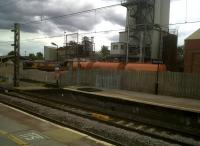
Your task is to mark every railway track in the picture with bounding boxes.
[0,90,200,146]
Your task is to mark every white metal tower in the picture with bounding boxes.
[111,0,170,62]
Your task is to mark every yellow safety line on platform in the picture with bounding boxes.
[0,129,7,135]
[0,129,29,146]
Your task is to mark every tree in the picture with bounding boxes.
[28,52,43,60]
[177,46,184,72]
[36,52,43,60]
[177,46,184,56]
[7,51,15,56]
[100,45,110,59]
[69,41,78,46]
[29,53,36,60]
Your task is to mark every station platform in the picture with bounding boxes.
[0,103,112,146]
[13,81,200,113]
[64,86,200,113]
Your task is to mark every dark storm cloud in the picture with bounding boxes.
[101,0,121,2]
[0,0,126,34]
[100,8,126,26]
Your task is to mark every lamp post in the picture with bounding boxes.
[51,42,59,87]
[51,42,58,63]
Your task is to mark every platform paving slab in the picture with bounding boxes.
[0,103,112,146]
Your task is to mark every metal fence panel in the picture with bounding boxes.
[1,66,199,99]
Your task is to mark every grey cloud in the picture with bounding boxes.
[100,9,126,26]
[0,0,126,35]
[101,0,121,2]
[108,34,119,42]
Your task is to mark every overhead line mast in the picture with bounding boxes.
[11,23,20,87]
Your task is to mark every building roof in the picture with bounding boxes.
[186,28,200,40]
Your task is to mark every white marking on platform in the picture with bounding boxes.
[0,103,114,146]
[19,132,44,141]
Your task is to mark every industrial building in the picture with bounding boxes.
[110,42,127,57]
[44,36,94,62]
[162,34,178,71]
[111,0,172,62]
[184,28,200,73]
[44,46,57,61]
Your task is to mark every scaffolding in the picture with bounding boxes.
[121,0,155,62]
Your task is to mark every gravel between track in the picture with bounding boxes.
[0,94,180,146]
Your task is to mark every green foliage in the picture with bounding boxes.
[100,45,110,59]
[69,41,77,46]
[177,46,184,56]
[29,53,36,60]
[176,46,184,72]
[7,51,15,56]
[36,52,43,60]
[29,52,43,60]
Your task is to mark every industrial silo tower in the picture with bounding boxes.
[111,0,170,62]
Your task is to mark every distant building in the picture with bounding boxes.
[44,36,94,62]
[184,28,200,73]
[111,42,127,56]
[44,46,57,61]
[110,31,128,61]
[82,36,94,54]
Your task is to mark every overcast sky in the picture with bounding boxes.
[0,0,200,56]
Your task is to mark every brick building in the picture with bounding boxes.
[184,28,200,73]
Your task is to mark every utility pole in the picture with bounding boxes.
[126,8,130,64]
[11,23,20,87]
[51,42,59,87]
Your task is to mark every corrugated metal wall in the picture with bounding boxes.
[1,66,200,99]
[63,69,200,99]
[19,69,200,98]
